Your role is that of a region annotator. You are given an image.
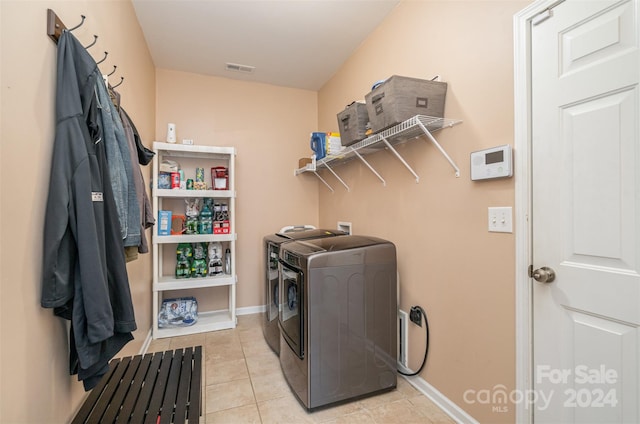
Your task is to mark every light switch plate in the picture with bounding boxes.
[488,207,512,233]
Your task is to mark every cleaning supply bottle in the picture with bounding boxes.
[175,243,193,279]
[208,242,223,276]
[191,242,208,278]
[310,132,326,160]
[224,247,231,275]
[198,199,213,234]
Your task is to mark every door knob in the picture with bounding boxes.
[531,266,556,283]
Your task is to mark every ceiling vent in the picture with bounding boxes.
[225,63,255,74]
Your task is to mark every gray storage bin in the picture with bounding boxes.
[365,75,447,132]
[336,101,369,146]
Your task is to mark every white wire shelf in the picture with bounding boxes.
[294,115,462,191]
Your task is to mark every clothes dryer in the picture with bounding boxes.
[278,235,397,410]
[262,227,347,355]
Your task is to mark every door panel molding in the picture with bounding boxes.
[516,1,639,423]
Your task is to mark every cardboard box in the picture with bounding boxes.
[193,181,207,190]
[365,75,447,132]
[214,220,230,234]
[298,157,312,168]
[157,172,171,189]
[158,210,172,235]
[325,132,344,155]
[171,214,186,235]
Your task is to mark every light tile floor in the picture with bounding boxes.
[147,313,455,424]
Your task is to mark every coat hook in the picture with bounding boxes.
[112,76,124,89]
[85,35,98,49]
[68,15,86,32]
[96,51,108,65]
[107,65,117,76]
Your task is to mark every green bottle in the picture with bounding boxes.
[199,199,213,234]
[191,243,208,278]
[176,243,193,279]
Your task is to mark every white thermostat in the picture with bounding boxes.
[470,145,513,181]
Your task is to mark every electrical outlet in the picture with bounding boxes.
[338,221,352,235]
[410,306,422,327]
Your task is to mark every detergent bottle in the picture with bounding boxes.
[175,243,193,279]
[310,132,326,160]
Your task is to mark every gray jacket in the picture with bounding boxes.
[41,30,136,390]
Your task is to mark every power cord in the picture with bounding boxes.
[398,305,429,376]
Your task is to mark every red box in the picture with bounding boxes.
[211,167,228,190]
[213,220,230,234]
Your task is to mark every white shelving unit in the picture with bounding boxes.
[152,142,237,339]
[295,115,462,191]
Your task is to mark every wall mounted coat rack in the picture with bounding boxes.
[46,9,125,88]
[46,8,76,44]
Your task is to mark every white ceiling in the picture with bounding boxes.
[131,0,400,91]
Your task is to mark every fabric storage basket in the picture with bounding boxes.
[337,101,369,146]
[365,75,448,132]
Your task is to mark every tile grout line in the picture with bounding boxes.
[172,315,453,423]
[242,336,266,424]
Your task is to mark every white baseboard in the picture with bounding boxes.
[401,373,479,424]
[236,305,265,315]
[139,329,153,355]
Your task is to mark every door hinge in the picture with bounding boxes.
[528,264,534,278]
[532,9,552,26]
[532,0,564,26]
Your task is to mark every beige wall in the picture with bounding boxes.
[317,1,528,422]
[0,1,155,422]
[155,69,319,309]
[1,0,529,422]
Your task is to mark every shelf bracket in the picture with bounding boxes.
[416,119,461,177]
[380,136,420,183]
[323,163,350,191]
[353,150,386,186]
[313,171,334,192]
[294,155,317,176]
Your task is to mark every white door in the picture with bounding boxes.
[531,0,640,422]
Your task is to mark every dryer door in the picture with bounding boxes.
[279,261,304,359]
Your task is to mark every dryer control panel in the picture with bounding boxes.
[282,251,301,268]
